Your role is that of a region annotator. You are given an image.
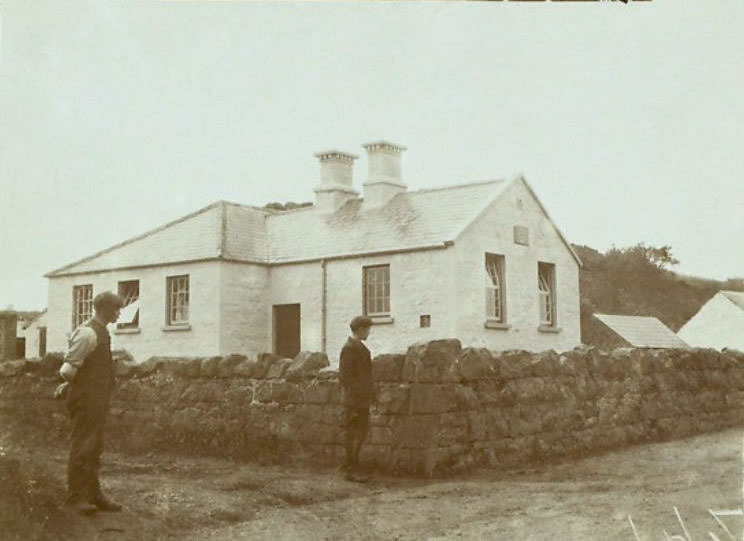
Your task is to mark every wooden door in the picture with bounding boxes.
[273,304,301,358]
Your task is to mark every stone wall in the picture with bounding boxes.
[2,340,744,476]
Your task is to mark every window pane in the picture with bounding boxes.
[364,266,390,315]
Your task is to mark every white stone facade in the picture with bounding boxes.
[46,178,581,362]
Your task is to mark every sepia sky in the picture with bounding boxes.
[1,0,742,310]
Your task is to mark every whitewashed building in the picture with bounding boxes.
[23,310,47,359]
[678,291,744,351]
[45,142,582,362]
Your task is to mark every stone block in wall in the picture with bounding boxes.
[531,350,561,377]
[233,359,258,377]
[0,360,25,377]
[589,349,624,379]
[495,350,534,380]
[573,374,599,401]
[403,341,462,383]
[506,405,543,437]
[219,354,248,377]
[181,380,225,403]
[504,377,547,405]
[223,381,254,404]
[484,408,509,439]
[372,354,405,382]
[392,414,440,448]
[266,358,292,379]
[304,380,340,404]
[255,381,301,404]
[376,383,409,415]
[558,350,588,376]
[409,383,456,414]
[458,348,495,381]
[156,357,201,378]
[472,379,500,405]
[454,385,480,411]
[199,356,221,377]
[37,352,64,377]
[359,444,392,468]
[255,353,282,379]
[723,348,744,364]
[285,351,329,382]
[317,367,339,381]
[115,360,137,378]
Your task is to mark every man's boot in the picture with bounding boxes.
[89,493,122,512]
[64,496,98,516]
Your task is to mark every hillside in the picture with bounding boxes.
[572,243,744,347]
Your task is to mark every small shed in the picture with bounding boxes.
[592,313,689,349]
[678,291,744,351]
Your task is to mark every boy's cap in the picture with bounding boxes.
[349,315,373,330]
[93,291,123,310]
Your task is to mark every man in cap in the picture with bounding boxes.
[338,315,375,482]
[57,291,123,514]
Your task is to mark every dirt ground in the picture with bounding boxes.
[3,428,744,540]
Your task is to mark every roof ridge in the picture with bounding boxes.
[407,178,505,195]
[220,200,275,214]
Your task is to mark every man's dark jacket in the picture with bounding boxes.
[339,337,374,407]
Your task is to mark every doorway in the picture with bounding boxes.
[273,304,301,358]
[38,327,47,357]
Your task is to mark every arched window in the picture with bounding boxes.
[485,253,505,323]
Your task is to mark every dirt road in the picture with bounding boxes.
[4,428,744,540]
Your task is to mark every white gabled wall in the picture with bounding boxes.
[23,312,47,359]
[452,179,581,352]
[46,261,222,361]
[678,293,744,351]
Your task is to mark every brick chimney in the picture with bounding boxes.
[313,150,359,213]
[362,141,407,209]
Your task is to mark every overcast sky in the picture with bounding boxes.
[1,0,742,310]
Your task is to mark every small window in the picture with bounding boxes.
[72,284,93,330]
[485,254,506,323]
[420,315,431,328]
[166,275,190,325]
[363,265,390,316]
[538,262,557,327]
[117,280,140,329]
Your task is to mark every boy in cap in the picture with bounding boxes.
[57,291,123,514]
[338,315,374,482]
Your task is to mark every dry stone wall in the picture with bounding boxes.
[2,341,744,476]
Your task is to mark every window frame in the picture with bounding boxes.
[166,275,190,326]
[117,280,140,329]
[71,284,93,330]
[538,262,557,327]
[485,253,506,324]
[363,264,391,317]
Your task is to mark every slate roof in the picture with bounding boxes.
[593,314,689,349]
[721,291,744,311]
[47,176,580,276]
[264,180,509,263]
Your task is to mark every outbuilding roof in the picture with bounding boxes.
[46,176,581,277]
[593,314,689,349]
[721,290,744,311]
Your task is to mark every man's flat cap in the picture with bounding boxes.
[349,315,373,330]
[93,291,123,310]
